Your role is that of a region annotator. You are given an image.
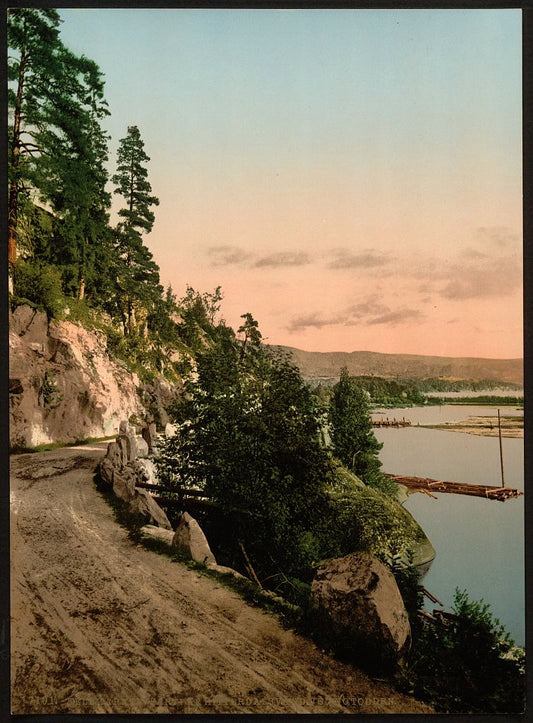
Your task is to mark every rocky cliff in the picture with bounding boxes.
[9,305,182,448]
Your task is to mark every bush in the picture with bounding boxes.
[12,260,66,319]
[400,588,525,713]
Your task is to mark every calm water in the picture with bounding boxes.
[374,406,525,646]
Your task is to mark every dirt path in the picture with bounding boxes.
[10,446,431,715]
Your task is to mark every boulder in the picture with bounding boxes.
[135,435,149,458]
[164,422,177,437]
[172,512,216,564]
[130,489,172,530]
[117,430,137,465]
[206,562,247,580]
[112,467,137,502]
[141,423,157,454]
[140,524,174,545]
[311,552,410,671]
[135,458,158,485]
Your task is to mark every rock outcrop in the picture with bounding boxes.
[172,512,216,564]
[98,421,172,530]
[9,304,183,448]
[311,552,410,671]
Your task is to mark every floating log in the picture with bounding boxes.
[386,474,522,501]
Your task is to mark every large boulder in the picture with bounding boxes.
[130,490,172,530]
[172,512,216,564]
[311,552,410,671]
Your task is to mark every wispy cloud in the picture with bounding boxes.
[367,308,424,325]
[286,298,425,332]
[254,251,311,268]
[207,245,250,266]
[474,226,520,250]
[286,312,338,333]
[327,247,395,270]
[439,255,521,300]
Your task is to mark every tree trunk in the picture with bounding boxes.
[8,46,27,270]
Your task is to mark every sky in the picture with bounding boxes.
[58,8,523,359]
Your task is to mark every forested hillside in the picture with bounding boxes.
[7,9,201,384]
[276,346,523,387]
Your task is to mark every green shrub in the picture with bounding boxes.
[12,260,66,319]
[400,589,525,713]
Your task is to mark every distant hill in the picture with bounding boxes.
[272,346,523,386]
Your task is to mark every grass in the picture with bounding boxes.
[10,435,116,455]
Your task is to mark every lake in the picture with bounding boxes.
[373,406,525,646]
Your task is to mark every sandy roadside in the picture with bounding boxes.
[10,446,432,715]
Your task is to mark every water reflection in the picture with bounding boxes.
[374,407,525,646]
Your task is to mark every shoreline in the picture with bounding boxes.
[421,415,523,439]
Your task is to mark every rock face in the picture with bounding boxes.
[172,512,216,565]
[9,305,184,448]
[311,552,410,671]
[9,306,144,447]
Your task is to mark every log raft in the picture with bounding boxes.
[373,417,411,428]
[385,474,522,501]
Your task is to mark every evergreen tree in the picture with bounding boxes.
[112,126,160,334]
[238,312,262,359]
[8,8,60,267]
[8,8,110,292]
[328,367,383,481]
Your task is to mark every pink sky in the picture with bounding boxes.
[59,9,523,358]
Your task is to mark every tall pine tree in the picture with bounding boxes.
[8,9,111,300]
[112,125,160,334]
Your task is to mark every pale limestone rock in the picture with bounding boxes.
[172,512,216,564]
[140,525,174,545]
[135,458,158,484]
[206,562,246,580]
[135,435,149,458]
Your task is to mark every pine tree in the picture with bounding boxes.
[8,9,111,300]
[8,9,62,267]
[112,126,160,334]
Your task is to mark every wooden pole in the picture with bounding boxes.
[239,541,262,588]
[498,409,505,488]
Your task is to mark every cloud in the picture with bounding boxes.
[439,255,522,300]
[254,251,311,268]
[286,299,425,332]
[286,312,337,333]
[343,300,390,321]
[461,247,488,260]
[474,226,521,250]
[367,308,424,325]
[207,245,250,266]
[327,248,395,270]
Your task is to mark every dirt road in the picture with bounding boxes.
[10,445,431,714]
